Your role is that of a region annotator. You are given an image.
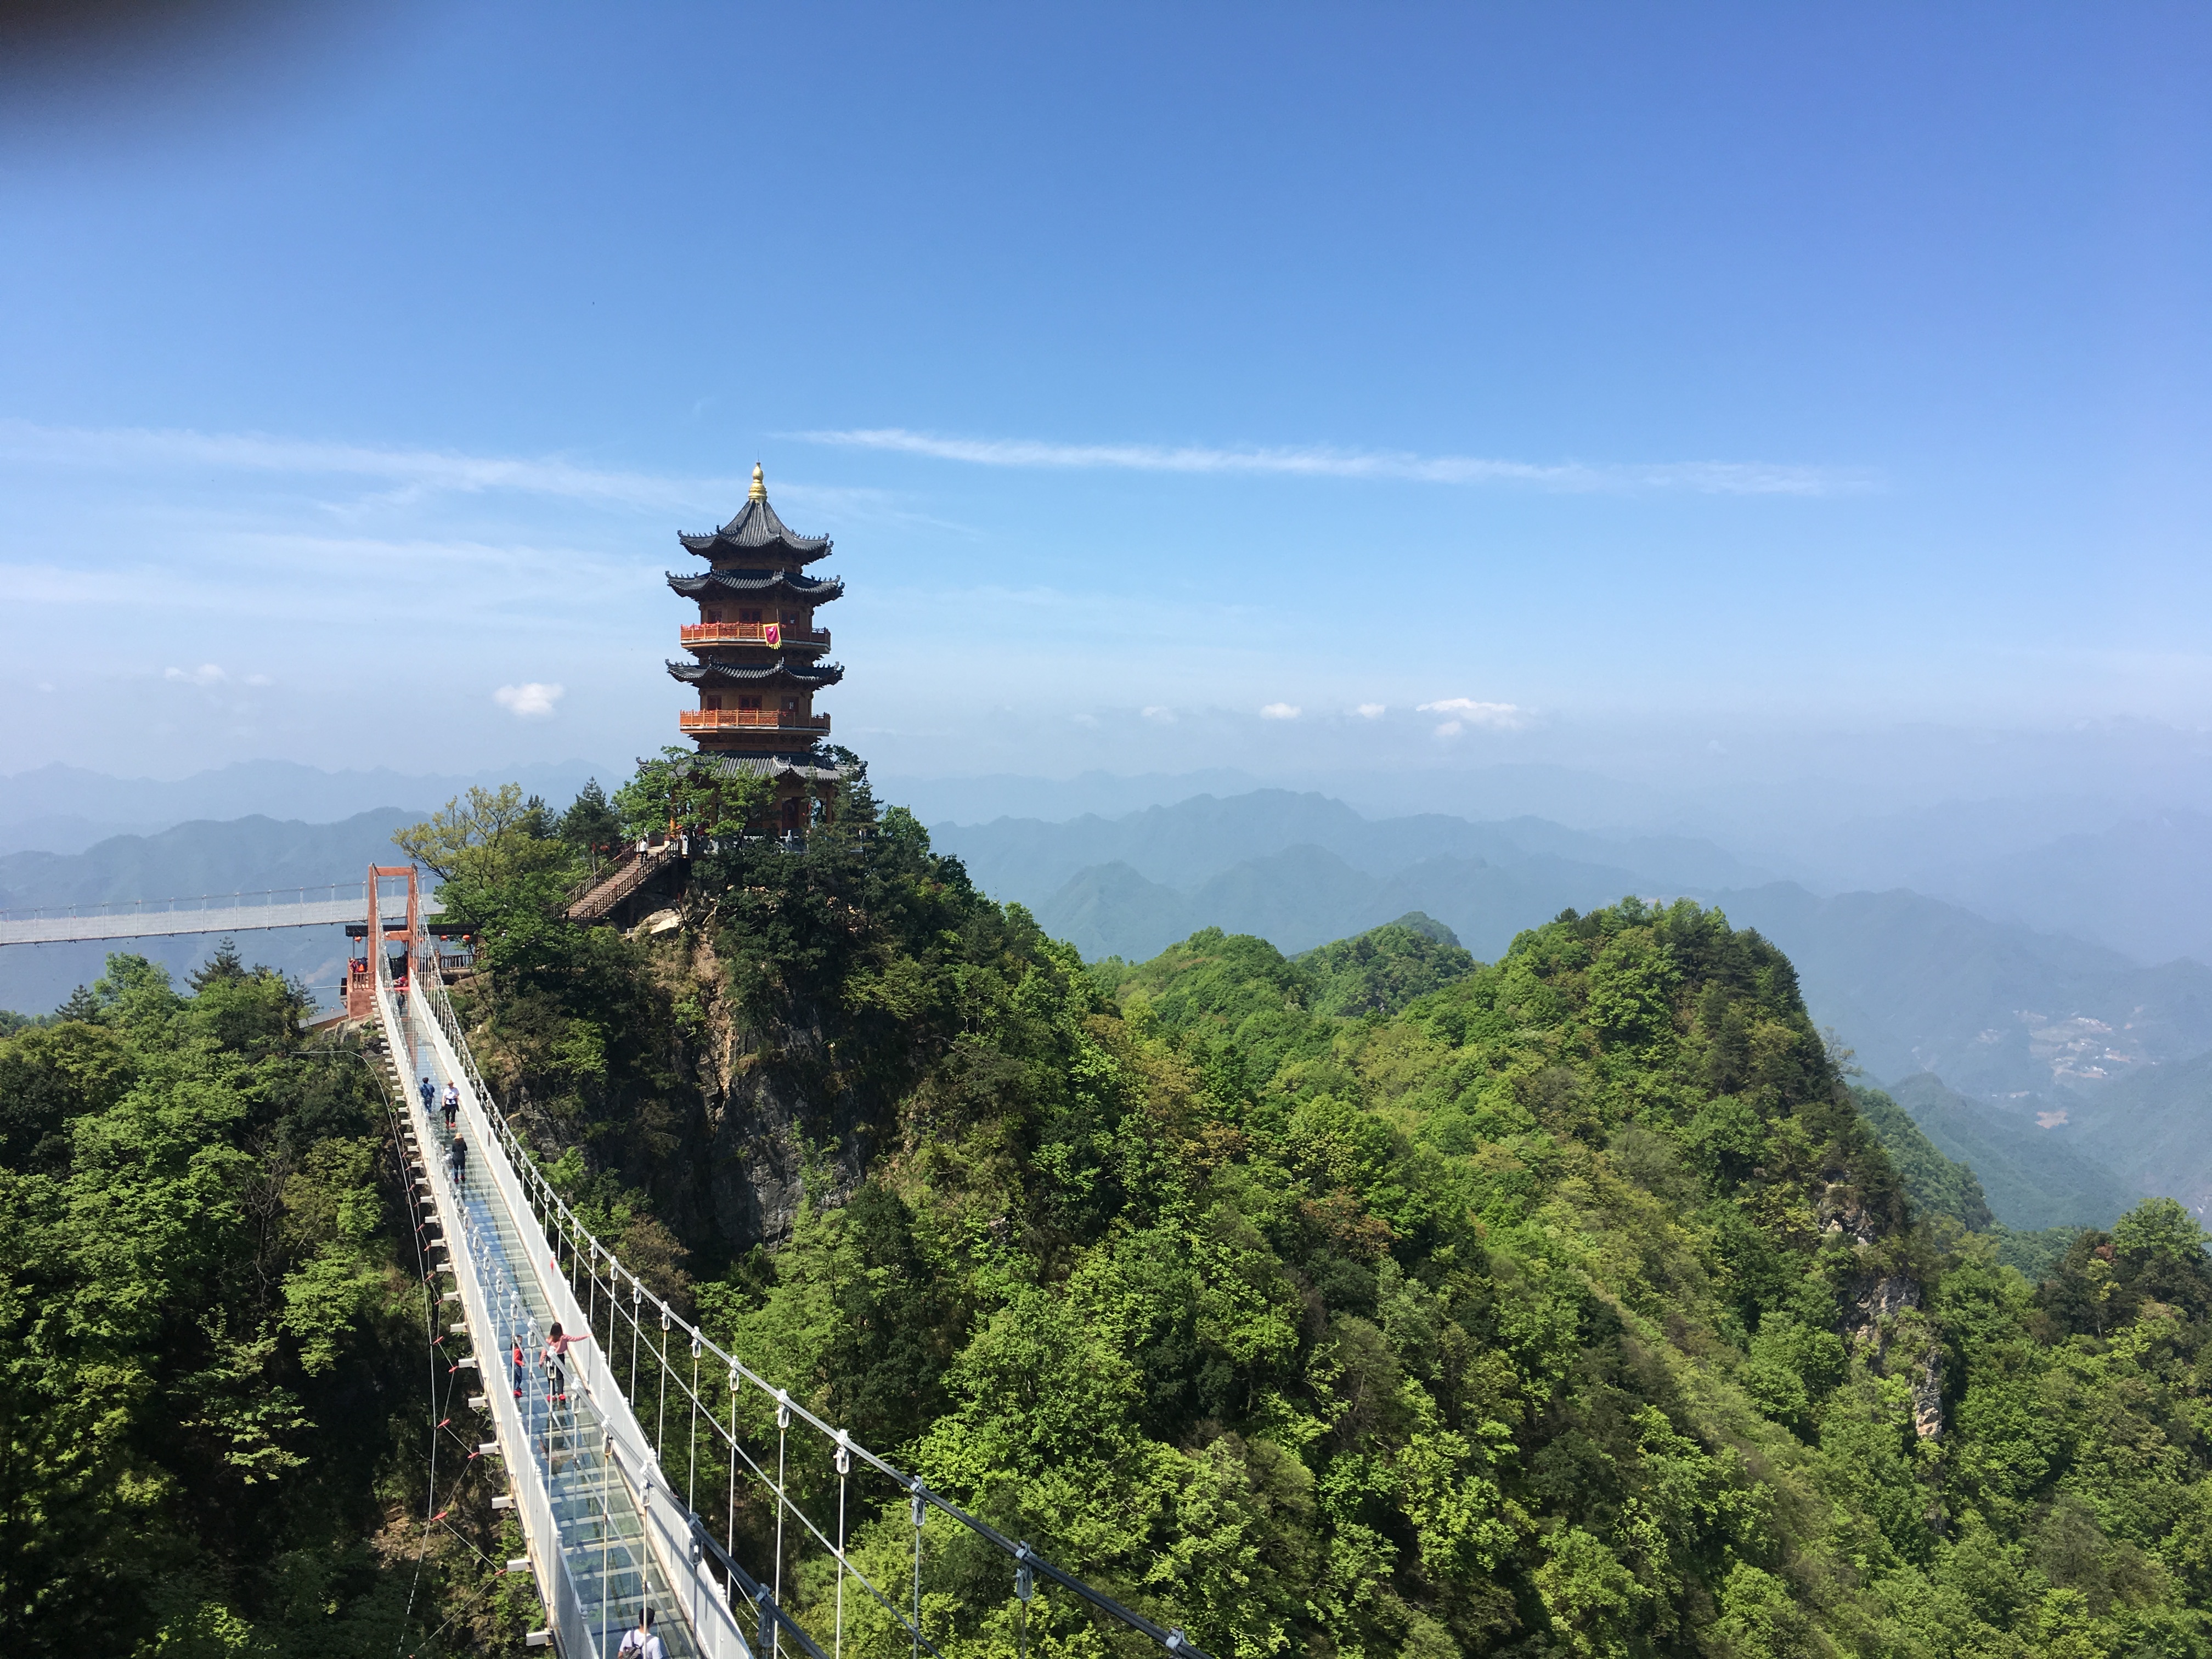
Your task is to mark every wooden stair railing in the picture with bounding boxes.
[565,844,676,924]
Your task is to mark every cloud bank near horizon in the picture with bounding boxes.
[793,426,1871,497]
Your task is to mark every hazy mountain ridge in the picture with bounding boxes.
[929,789,2212,1223]
[984,794,2212,1099]
[0,809,421,909]
[932,788,1773,904]
[1702,884,2212,1096]
[1881,1073,2142,1231]
[12,784,2212,1229]
[1910,808,2212,966]
[1037,844,1674,963]
[2064,1050,2212,1218]
[16,761,2212,968]
[0,758,619,854]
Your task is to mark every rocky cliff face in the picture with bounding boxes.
[479,877,928,1283]
[643,925,877,1255]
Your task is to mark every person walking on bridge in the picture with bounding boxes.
[541,1321,586,1470]
[442,1080,459,1134]
[544,1322,584,1403]
[417,1074,435,1117]
[617,1608,664,1659]
[447,1132,467,1191]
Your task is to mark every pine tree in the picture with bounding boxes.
[54,984,100,1022]
[190,938,248,991]
[558,778,623,854]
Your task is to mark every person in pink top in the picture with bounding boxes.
[544,1322,585,1404]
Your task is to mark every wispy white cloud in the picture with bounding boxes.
[1142,706,1177,724]
[494,682,565,718]
[0,418,737,513]
[794,427,1870,497]
[1355,702,1386,719]
[1260,702,1301,720]
[0,532,635,629]
[1418,697,1528,737]
[0,420,968,543]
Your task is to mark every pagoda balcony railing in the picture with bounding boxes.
[679,709,832,733]
[680,622,830,648]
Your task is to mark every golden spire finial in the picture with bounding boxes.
[748,461,767,502]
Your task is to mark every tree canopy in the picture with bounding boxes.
[15,762,2212,1657]
[0,951,532,1653]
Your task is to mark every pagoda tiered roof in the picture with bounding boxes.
[696,751,848,783]
[667,569,845,603]
[666,658,845,691]
[679,467,832,564]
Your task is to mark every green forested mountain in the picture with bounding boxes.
[1289,910,1476,1017]
[435,792,2212,1657]
[13,783,2212,1656]
[1849,1085,1995,1233]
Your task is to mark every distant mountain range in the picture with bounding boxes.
[934,788,1772,902]
[1876,1073,2142,1230]
[932,791,2212,1090]
[7,778,2209,1229]
[924,789,2212,1226]
[0,758,620,856]
[2063,1049,2212,1218]
[13,759,2212,967]
[1909,809,2212,967]
[1703,884,2212,1097]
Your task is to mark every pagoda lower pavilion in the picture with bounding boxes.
[669,464,846,833]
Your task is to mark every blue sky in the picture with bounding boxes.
[1,3,2208,803]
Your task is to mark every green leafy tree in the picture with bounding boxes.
[2112,1195,2209,1262]
[611,746,777,839]
[0,949,523,1652]
[392,781,575,887]
[558,776,623,855]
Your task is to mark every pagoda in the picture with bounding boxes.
[669,464,846,832]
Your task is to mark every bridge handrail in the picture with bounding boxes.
[0,880,369,923]
[374,923,602,1656]
[402,940,755,1658]
[411,912,1213,1659]
[414,948,939,1656]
